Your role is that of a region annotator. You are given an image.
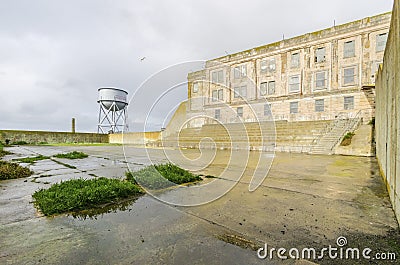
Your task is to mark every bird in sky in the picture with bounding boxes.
[140,57,146,61]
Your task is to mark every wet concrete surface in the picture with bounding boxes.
[0,145,399,264]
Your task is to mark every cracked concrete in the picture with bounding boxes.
[0,145,399,264]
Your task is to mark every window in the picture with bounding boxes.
[260,82,268,96]
[234,85,247,98]
[212,89,224,101]
[264,104,272,116]
[290,102,298,114]
[343,40,355,58]
[315,99,324,112]
[344,96,354,110]
[315,47,326,63]
[260,81,275,96]
[237,107,243,117]
[215,109,221,119]
[211,70,224,84]
[343,66,357,86]
[291,53,300,68]
[315,71,327,90]
[234,65,247,79]
[261,58,276,73]
[289,75,300,93]
[192,82,199,93]
[376,33,388,52]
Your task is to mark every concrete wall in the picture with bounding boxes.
[0,130,108,144]
[187,12,390,128]
[375,0,400,223]
[109,131,161,145]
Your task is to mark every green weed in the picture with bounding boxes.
[32,177,144,216]
[0,161,33,180]
[53,151,88,159]
[126,163,202,189]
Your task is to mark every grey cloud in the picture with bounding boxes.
[0,0,393,132]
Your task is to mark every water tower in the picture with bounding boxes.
[97,88,128,133]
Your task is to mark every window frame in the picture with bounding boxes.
[291,52,300,68]
[290,102,299,114]
[315,47,326,63]
[192,82,199,93]
[343,40,355,58]
[211,70,224,84]
[214,109,221,119]
[212,89,224,102]
[288,75,301,93]
[344,96,354,110]
[342,66,357,86]
[314,71,328,90]
[237,107,244,118]
[234,85,247,99]
[376,32,388,52]
[315,99,325,112]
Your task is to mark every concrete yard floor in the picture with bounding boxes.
[0,145,399,264]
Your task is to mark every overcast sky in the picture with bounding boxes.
[0,0,393,132]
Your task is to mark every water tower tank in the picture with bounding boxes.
[98,88,128,110]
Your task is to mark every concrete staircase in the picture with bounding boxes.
[160,120,332,153]
[309,117,362,155]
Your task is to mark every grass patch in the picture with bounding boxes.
[53,151,88,159]
[340,132,355,146]
[11,141,28,145]
[0,143,12,157]
[32,177,144,216]
[126,163,202,190]
[0,161,34,180]
[14,155,50,164]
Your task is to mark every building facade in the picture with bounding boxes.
[186,12,391,128]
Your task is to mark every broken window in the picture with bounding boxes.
[315,47,326,63]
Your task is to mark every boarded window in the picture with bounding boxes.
[192,82,199,93]
[315,71,327,90]
[344,96,354,110]
[291,53,300,68]
[290,102,298,114]
[344,40,355,58]
[315,47,326,63]
[234,85,247,98]
[215,109,221,119]
[315,99,324,112]
[343,67,356,85]
[237,107,243,117]
[376,33,388,52]
[289,75,300,93]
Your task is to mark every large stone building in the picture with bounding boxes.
[186,12,391,128]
